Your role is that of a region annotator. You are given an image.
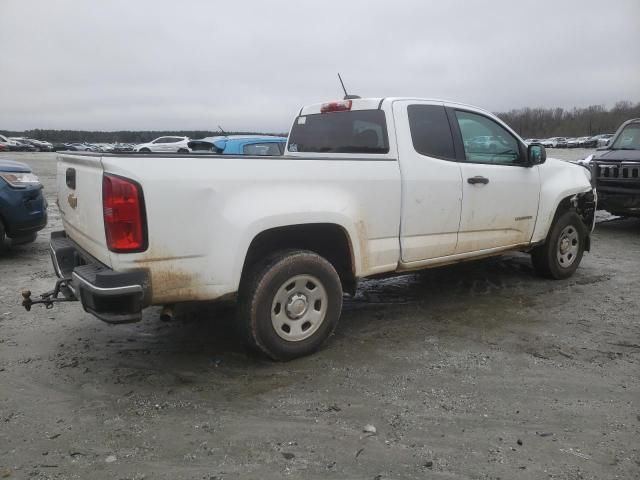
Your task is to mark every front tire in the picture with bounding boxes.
[237,250,343,361]
[531,211,586,279]
[11,233,37,245]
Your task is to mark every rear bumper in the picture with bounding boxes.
[50,231,150,323]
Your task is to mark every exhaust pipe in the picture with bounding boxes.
[160,305,174,322]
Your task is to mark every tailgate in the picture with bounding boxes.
[56,153,112,267]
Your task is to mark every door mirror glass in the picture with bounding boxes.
[528,143,546,165]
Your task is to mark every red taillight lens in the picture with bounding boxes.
[320,100,352,113]
[102,174,146,252]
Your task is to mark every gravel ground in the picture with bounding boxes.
[1,150,639,480]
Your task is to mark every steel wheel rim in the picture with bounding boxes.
[556,225,579,268]
[271,274,328,342]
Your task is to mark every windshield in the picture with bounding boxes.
[610,124,640,150]
[288,109,389,154]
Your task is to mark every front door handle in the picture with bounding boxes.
[467,176,489,185]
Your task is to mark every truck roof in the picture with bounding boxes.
[299,97,494,117]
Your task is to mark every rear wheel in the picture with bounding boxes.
[177,148,189,153]
[139,148,151,153]
[531,211,586,279]
[237,249,343,361]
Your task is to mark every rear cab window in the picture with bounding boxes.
[288,109,389,154]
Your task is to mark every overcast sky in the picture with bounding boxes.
[1,0,639,132]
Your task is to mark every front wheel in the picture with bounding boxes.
[531,211,587,279]
[237,250,343,361]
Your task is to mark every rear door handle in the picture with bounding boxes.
[467,176,489,185]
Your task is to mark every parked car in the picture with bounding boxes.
[589,118,640,217]
[523,138,543,144]
[0,158,47,252]
[52,143,76,151]
[464,135,515,153]
[544,137,568,148]
[31,139,54,152]
[8,139,38,152]
[567,138,581,148]
[576,136,592,147]
[134,136,190,153]
[0,134,22,151]
[596,134,614,147]
[28,97,596,361]
[10,138,53,152]
[111,143,135,153]
[69,143,103,152]
[188,135,287,155]
[94,143,115,153]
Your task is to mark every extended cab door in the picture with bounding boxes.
[393,101,463,262]
[447,107,540,253]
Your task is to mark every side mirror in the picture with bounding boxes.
[528,143,546,166]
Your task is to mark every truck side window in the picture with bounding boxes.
[454,110,522,165]
[407,105,456,160]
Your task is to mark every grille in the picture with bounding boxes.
[596,163,640,180]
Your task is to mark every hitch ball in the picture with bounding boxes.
[21,290,33,311]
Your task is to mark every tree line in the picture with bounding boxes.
[2,100,639,142]
[0,129,286,144]
[496,100,640,138]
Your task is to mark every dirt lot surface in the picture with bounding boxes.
[1,151,639,479]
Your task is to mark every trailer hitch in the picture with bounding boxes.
[21,277,76,311]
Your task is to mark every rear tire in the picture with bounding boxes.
[531,211,586,279]
[139,148,150,153]
[237,249,343,361]
[177,148,189,153]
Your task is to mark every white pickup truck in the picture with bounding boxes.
[26,97,596,360]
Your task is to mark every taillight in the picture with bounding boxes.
[102,174,147,252]
[320,100,352,113]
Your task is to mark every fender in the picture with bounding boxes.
[531,158,594,244]
[223,185,372,290]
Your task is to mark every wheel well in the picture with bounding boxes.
[242,224,356,294]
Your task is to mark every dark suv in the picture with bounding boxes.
[0,159,47,251]
[590,118,640,217]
